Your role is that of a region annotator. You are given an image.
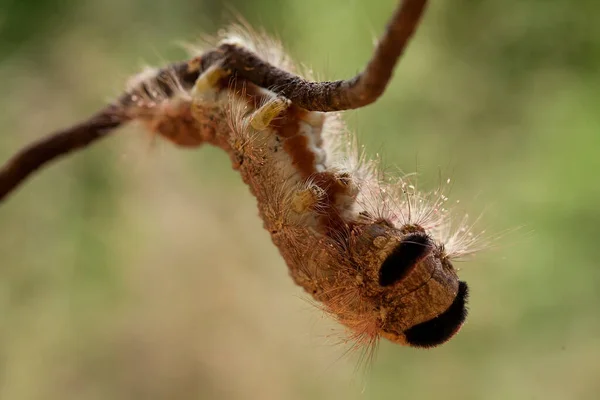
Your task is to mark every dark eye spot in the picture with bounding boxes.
[378,232,432,287]
[403,281,469,348]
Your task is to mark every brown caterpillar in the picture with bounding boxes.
[0,0,484,353]
[122,23,480,350]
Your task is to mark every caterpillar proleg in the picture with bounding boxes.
[0,0,483,351]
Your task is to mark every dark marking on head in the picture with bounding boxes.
[403,280,469,348]
[379,232,433,287]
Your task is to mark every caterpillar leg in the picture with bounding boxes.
[291,185,325,214]
[249,97,290,131]
[191,64,230,104]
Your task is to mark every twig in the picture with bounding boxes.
[0,105,127,201]
[215,0,428,111]
[0,0,427,202]
[0,60,200,202]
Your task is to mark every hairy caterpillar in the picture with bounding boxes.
[0,0,483,351]
[123,29,478,349]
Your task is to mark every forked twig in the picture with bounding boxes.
[0,0,427,202]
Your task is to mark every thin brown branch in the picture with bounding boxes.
[0,106,126,202]
[214,0,428,111]
[0,61,199,202]
[0,0,427,201]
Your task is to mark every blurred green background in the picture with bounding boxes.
[1,0,599,399]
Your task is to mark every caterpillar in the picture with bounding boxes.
[0,0,483,351]
[123,20,479,350]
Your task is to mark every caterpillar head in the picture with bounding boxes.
[349,221,469,348]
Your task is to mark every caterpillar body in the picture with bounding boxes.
[123,23,477,350]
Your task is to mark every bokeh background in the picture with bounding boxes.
[1,0,599,399]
